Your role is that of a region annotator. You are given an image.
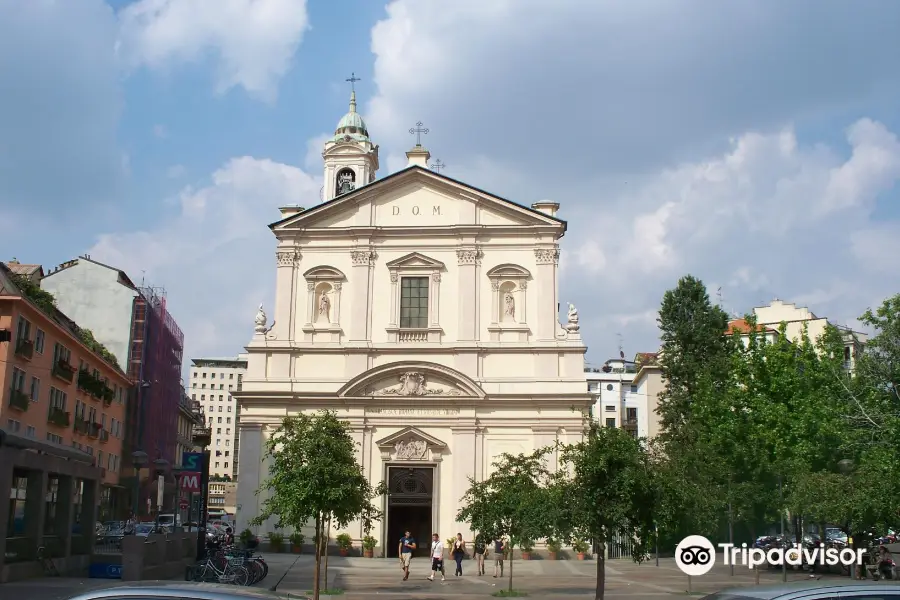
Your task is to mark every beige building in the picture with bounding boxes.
[234,91,590,554]
[188,356,247,480]
[585,357,652,438]
[751,300,866,370]
[208,481,237,516]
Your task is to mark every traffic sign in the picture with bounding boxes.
[179,471,201,493]
[182,452,204,470]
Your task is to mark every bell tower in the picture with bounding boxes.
[322,73,379,202]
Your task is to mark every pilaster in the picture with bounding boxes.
[456,247,481,341]
[274,249,300,341]
[451,427,477,540]
[236,424,264,533]
[55,476,74,557]
[349,249,375,341]
[534,245,560,340]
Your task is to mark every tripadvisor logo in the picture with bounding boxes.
[675,535,866,576]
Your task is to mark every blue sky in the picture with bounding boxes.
[1,0,899,368]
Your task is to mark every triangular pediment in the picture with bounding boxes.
[385,252,444,271]
[269,166,565,232]
[375,427,447,450]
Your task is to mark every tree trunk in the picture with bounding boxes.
[508,544,514,592]
[595,539,606,600]
[323,515,331,590]
[313,513,322,600]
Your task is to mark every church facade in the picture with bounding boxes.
[234,90,590,556]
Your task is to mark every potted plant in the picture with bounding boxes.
[520,539,534,560]
[336,533,353,556]
[573,539,589,560]
[290,532,304,553]
[268,531,284,553]
[547,538,561,560]
[362,535,377,558]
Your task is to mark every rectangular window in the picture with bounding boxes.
[629,385,638,393]
[35,329,45,353]
[626,407,638,422]
[52,343,71,365]
[604,405,615,412]
[217,417,222,423]
[229,373,234,379]
[16,316,31,341]
[400,277,429,328]
[605,418,616,428]
[227,406,231,413]
[11,367,26,391]
[225,439,230,446]
[26,426,35,438]
[226,418,231,424]
[7,419,21,432]
[49,387,67,411]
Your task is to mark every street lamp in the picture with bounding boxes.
[131,450,148,519]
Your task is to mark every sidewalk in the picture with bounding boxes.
[2,552,852,600]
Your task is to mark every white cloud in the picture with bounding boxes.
[89,156,321,358]
[116,0,310,101]
[362,1,900,360]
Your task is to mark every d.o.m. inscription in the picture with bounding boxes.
[391,205,441,216]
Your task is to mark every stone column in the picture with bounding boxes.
[79,478,99,556]
[236,424,264,533]
[534,245,560,340]
[457,248,480,341]
[349,250,374,341]
[25,470,48,545]
[489,281,499,325]
[305,282,316,326]
[451,428,476,540]
[388,273,399,327]
[0,458,14,563]
[54,476,74,557]
[274,249,299,341]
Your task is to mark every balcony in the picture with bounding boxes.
[88,422,101,438]
[48,407,71,428]
[15,338,34,360]
[398,329,429,343]
[8,388,29,412]
[192,426,212,447]
[100,429,109,443]
[622,418,638,430]
[52,360,76,383]
[73,419,90,435]
[102,387,114,405]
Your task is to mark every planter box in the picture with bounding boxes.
[576,552,586,560]
[339,548,349,557]
[521,551,532,560]
[291,545,302,554]
[547,551,558,560]
[363,549,374,558]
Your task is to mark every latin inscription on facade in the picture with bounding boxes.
[391,205,441,215]
[367,408,461,416]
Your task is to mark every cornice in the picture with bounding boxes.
[243,342,588,354]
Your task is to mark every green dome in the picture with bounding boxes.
[333,91,369,141]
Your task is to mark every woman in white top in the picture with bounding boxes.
[429,533,445,581]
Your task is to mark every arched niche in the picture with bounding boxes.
[302,266,345,335]
[335,168,356,196]
[486,264,530,330]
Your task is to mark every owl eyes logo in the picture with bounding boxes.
[675,535,716,576]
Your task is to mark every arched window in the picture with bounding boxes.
[336,168,355,196]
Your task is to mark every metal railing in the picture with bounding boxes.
[9,388,29,411]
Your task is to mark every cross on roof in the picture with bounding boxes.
[430,159,445,173]
[346,72,361,93]
[409,121,429,146]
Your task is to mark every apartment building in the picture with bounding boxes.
[188,355,247,479]
[208,481,237,516]
[585,355,658,439]
[0,262,131,521]
[176,389,204,461]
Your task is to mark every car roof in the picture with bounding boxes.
[711,580,900,599]
[67,582,308,600]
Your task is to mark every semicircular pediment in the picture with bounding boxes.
[303,265,346,280]
[486,263,531,279]
[337,361,485,398]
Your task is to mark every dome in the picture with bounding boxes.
[333,91,369,141]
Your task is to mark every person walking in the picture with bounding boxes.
[452,532,466,576]
[399,529,416,581]
[428,533,446,581]
[474,534,487,575]
[493,537,505,578]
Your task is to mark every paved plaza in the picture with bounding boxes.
[2,551,858,600]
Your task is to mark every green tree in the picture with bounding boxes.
[654,275,736,540]
[559,423,656,600]
[457,449,554,594]
[251,411,386,600]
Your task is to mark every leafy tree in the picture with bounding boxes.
[559,423,656,600]
[251,410,386,600]
[457,449,554,594]
[654,275,736,540]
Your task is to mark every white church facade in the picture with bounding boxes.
[234,89,590,556]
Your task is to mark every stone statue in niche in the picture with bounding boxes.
[395,439,427,460]
[318,289,330,322]
[504,292,515,319]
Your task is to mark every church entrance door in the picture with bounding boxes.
[386,466,433,558]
